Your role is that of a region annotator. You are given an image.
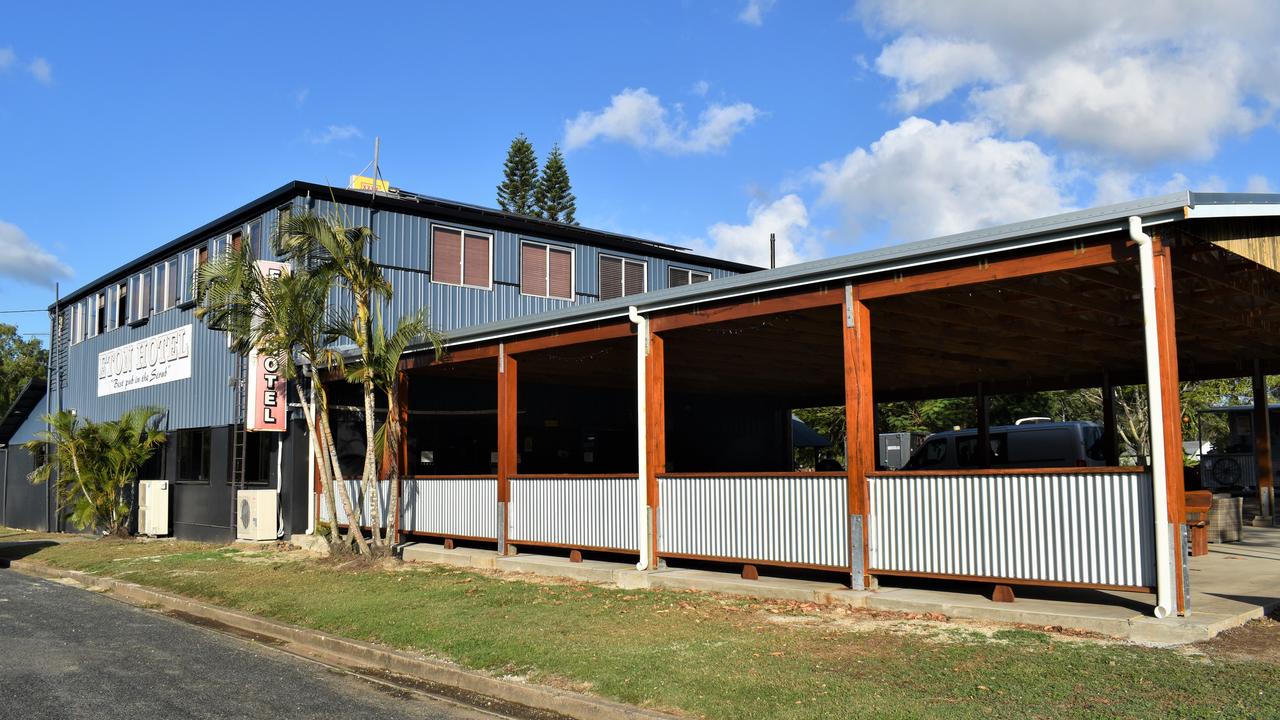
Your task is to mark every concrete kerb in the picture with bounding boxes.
[8,559,674,720]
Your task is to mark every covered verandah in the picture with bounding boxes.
[345,198,1280,622]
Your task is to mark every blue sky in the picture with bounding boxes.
[4,1,1280,341]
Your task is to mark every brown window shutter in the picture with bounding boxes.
[668,267,689,288]
[600,256,623,300]
[691,271,710,284]
[623,259,645,296]
[521,242,546,296]
[463,233,490,288]
[548,248,573,299]
[432,228,463,285]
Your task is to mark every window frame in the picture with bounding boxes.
[93,291,107,336]
[598,253,647,300]
[429,223,494,291]
[129,270,152,325]
[175,428,212,485]
[520,240,576,300]
[668,266,712,288]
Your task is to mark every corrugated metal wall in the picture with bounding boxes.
[867,471,1157,588]
[509,475,638,551]
[657,473,849,568]
[400,476,498,539]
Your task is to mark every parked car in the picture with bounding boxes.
[901,421,1107,470]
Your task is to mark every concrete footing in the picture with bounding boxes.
[398,525,1280,646]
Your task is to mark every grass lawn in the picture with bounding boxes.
[2,531,1276,720]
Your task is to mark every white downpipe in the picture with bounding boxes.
[629,305,652,572]
[1130,216,1175,619]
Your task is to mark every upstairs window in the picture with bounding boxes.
[668,267,711,288]
[129,270,152,324]
[521,241,574,300]
[431,225,491,289]
[94,292,106,336]
[599,255,646,300]
[248,219,264,258]
[177,247,200,306]
[115,282,128,329]
[158,258,179,312]
[70,302,83,345]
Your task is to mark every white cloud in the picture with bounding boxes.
[1246,174,1273,193]
[0,221,72,288]
[0,47,14,72]
[692,195,819,267]
[875,36,1004,111]
[27,57,51,85]
[860,0,1280,161]
[305,124,362,145]
[294,88,310,105]
[691,79,710,97]
[814,117,1070,241]
[564,88,759,155]
[738,0,776,26]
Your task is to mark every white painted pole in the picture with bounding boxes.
[1129,216,1175,619]
[629,305,652,571]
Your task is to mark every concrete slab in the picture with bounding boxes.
[395,527,1280,645]
[401,542,499,570]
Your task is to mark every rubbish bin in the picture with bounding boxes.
[1209,493,1243,543]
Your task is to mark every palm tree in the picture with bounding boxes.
[366,308,444,546]
[196,241,369,554]
[276,210,393,548]
[25,407,166,535]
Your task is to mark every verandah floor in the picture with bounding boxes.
[400,525,1280,645]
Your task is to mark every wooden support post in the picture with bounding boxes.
[976,383,991,468]
[394,370,409,546]
[843,285,874,590]
[1152,242,1188,615]
[569,549,583,563]
[741,564,759,581]
[992,584,1015,603]
[1102,373,1120,466]
[645,331,666,565]
[1254,359,1275,519]
[498,346,518,555]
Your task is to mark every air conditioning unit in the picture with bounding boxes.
[138,480,170,536]
[237,489,278,541]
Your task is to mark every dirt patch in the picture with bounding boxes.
[1193,612,1280,664]
[356,667,577,720]
[162,609,290,648]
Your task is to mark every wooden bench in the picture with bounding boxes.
[1186,490,1212,557]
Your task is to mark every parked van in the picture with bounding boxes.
[901,421,1106,470]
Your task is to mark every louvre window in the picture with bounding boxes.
[70,301,83,344]
[178,247,200,306]
[130,271,152,323]
[521,241,574,300]
[431,225,491,289]
[599,255,647,300]
[115,283,127,329]
[94,292,106,336]
[668,267,712,288]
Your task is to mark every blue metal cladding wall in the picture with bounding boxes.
[309,198,736,335]
[60,303,239,429]
[53,207,289,430]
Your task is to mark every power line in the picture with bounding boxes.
[0,309,46,314]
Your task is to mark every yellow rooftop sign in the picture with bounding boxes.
[348,174,390,192]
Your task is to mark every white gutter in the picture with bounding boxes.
[1130,216,1175,619]
[628,305,652,572]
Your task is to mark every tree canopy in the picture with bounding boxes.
[534,144,577,224]
[0,323,47,411]
[496,134,539,216]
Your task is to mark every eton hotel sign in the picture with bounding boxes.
[97,324,193,397]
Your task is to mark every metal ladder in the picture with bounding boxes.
[228,354,249,536]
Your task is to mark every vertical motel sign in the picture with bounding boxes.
[246,260,290,432]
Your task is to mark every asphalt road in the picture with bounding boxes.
[0,569,506,720]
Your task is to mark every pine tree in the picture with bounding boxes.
[496,134,539,215]
[534,144,578,224]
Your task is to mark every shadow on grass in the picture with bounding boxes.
[0,540,58,567]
